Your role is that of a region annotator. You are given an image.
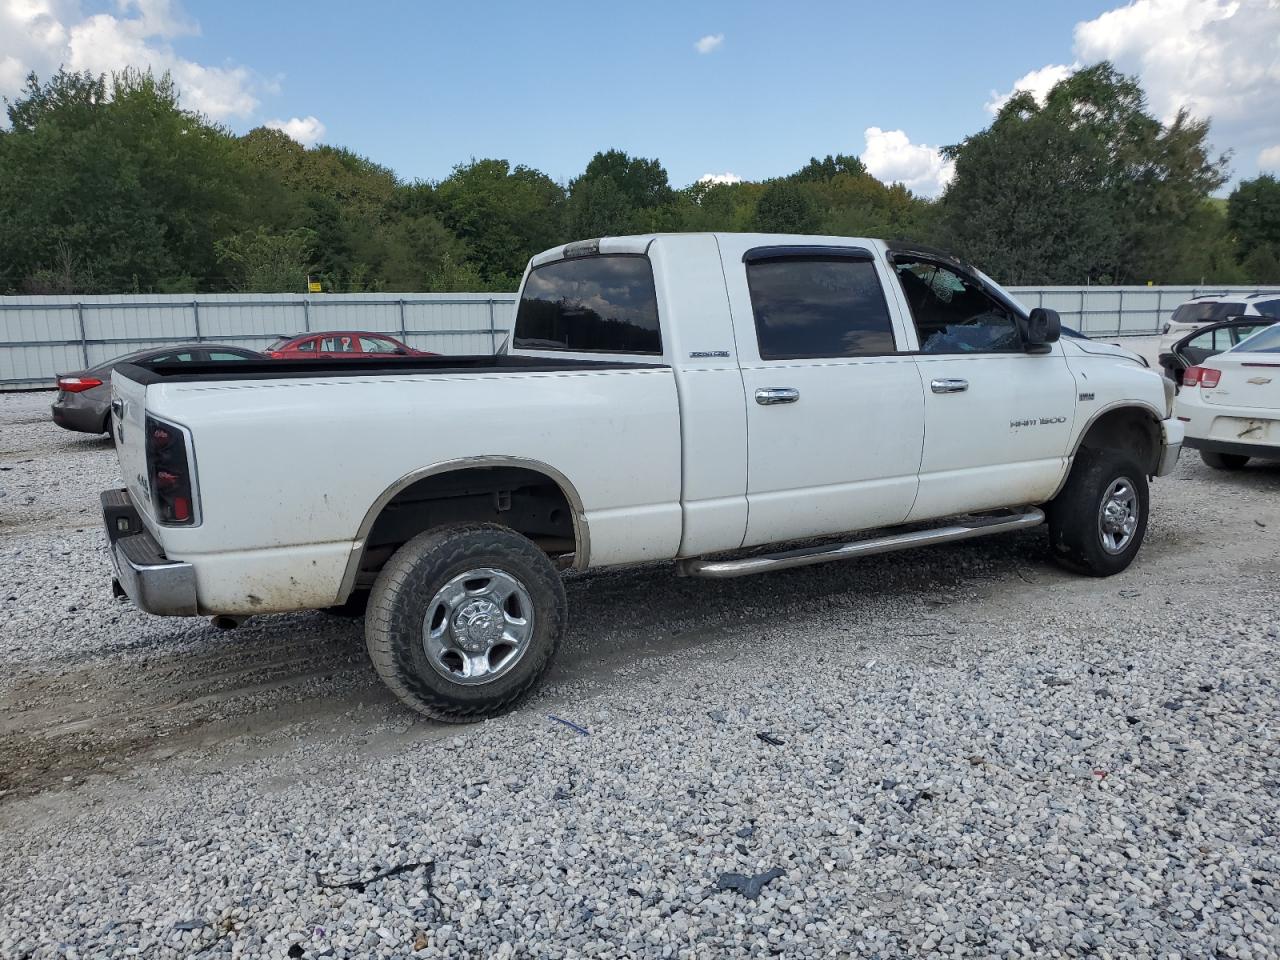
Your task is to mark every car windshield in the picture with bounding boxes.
[267,338,291,350]
[1171,301,1245,324]
[1231,324,1280,353]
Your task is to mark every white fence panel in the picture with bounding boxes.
[4,285,1279,390]
[0,293,520,389]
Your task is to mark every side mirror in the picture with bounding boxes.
[393,348,408,355]
[1024,307,1061,351]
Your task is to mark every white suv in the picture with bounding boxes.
[1159,293,1280,352]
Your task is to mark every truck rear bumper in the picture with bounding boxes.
[102,489,198,616]
[1156,417,1184,477]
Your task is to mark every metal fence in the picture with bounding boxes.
[0,292,518,389]
[1006,285,1280,337]
[3,285,1279,390]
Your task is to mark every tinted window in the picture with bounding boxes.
[294,339,316,352]
[1171,301,1244,324]
[895,260,1021,353]
[746,258,895,360]
[514,255,661,354]
[207,351,254,361]
[1253,298,1280,318]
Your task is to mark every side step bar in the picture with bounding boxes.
[678,507,1045,579]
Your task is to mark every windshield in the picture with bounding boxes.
[267,338,290,350]
[1171,301,1244,324]
[1231,324,1280,353]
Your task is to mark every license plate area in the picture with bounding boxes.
[1210,417,1273,443]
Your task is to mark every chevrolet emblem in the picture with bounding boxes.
[1247,376,1272,385]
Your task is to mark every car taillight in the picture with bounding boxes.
[1183,366,1222,388]
[56,376,103,393]
[146,415,196,525]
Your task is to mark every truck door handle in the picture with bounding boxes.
[110,399,124,419]
[930,378,969,394]
[755,387,799,405]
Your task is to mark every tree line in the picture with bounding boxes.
[0,63,1277,295]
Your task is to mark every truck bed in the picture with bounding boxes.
[117,354,667,385]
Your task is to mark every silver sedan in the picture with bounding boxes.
[51,344,262,434]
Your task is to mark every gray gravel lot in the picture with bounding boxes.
[1,389,1278,959]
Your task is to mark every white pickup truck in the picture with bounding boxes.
[104,233,1182,719]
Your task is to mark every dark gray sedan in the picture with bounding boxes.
[51,344,262,434]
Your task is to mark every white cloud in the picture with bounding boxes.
[694,33,724,54]
[986,62,1079,114]
[859,126,955,198]
[266,114,326,146]
[698,171,741,185]
[0,0,258,120]
[1260,145,1280,172]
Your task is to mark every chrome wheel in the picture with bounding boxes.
[1097,477,1138,554]
[423,568,534,685]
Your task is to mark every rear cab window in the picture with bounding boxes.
[513,255,661,355]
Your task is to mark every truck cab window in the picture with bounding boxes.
[746,258,895,360]
[514,255,661,354]
[894,259,1022,354]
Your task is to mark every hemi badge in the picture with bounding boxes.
[1079,392,1095,401]
[1247,376,1271,385]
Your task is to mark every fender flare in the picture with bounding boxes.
[336,456,591,602]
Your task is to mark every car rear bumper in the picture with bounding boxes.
[1184,435,1280,461]
[102,489,198,616]
[52,398,109,433]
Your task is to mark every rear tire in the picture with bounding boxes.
[365,522,566,721]
[1200,450,1249,471]
[1047,448,1149,577]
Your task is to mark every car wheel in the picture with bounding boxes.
[1047,448,1149,577]
[1200,450,1249,471]
[365,522,566,721]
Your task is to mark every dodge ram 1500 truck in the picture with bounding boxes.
[104,234,1182,719]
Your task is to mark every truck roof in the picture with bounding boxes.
[528,232,883,269]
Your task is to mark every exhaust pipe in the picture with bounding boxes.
[210,615,248,630]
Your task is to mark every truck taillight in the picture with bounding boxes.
[1183,366,1222,388]
[146,415,197,525]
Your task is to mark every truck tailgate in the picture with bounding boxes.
[109,369,154,523]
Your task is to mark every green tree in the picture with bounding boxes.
[940,63,1226,284]
[214,227,317,292]
[434,159,565,285]
[0,69,251,292]
[1228,175,1280,280]
[751,180,822,233]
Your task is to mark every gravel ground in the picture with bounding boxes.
[1,389,1278,959]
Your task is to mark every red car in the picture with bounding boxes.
[266,331,434,359]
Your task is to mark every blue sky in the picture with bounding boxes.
[3,1,1278,194]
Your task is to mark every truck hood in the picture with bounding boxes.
[1063,338,1147,367]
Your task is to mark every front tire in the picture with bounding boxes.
[1047,448,1149,577]
[365,522,566,721]
[1200,450,1249,471]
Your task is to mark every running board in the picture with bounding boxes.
[678,507,1045,579]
